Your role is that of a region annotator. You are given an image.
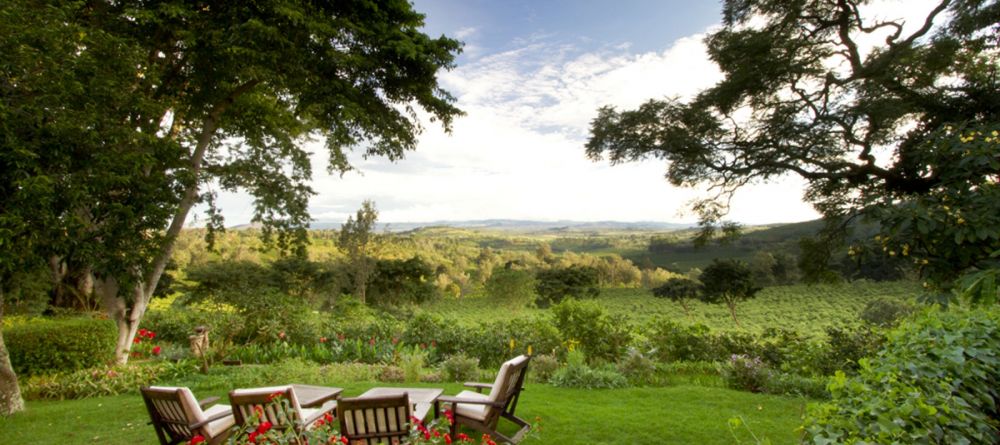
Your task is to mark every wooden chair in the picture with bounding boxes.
[228,385,338,435]
[141,386,235,445]
[439,355,532,444]
[337,393,413,445]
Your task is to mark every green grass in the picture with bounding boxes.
[427,281,919,335]
[0,383,810,444]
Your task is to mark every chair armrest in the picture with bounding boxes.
[437,396,504,408]
[462,382,492,393]
[198,396,221,408]
[189,408,233,430]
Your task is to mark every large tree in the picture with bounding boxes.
[2,0,462,373]
[339,200,381,304]
[586,0,1000,292]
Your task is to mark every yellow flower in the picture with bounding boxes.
[527,345,533,356]
[509,338,516,353]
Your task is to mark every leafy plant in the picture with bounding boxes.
[534,266,600,308]
[550,299,631,363]
[550,350,628,389]
[5,316,116,376]
[804,308,1000,444]
[399,346,429,382]
[441,353,479,382]
[720,354,770,393]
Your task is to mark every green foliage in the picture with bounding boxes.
[859,298,914,327]
[701,259,760,327]
[366,256,438,306]
[652,277,702,316]
[441,353,479,382]
[340,200,381,303]
[534,266,600,308]
[23,362,176,400]
[760,372,828,400]
[586,0,1000,290]
[720,354,770,393]
[484,266,537,308]
[5,317,116,376]
[398,346,428,383]
[550,350,628,389]
[804,308,1000,444]
[550,299,631,363]
[528,354,560,384]
[616,348,656,386]
[648,320,716,362]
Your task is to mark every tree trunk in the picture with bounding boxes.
[727,299,742,328]
[0,292,26,416]
[96,277,153,364]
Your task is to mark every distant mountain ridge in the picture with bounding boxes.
[231,219,696,232]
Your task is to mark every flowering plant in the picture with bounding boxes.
[131,328,162,359]
[215,393,346,445]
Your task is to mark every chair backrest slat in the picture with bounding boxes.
[482,355,531,427]
[229,386,303,433]
[142,386,214,445]
[337,393,411,445]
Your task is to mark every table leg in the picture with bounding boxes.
[434,400,440,419]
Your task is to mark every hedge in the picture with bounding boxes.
[5,317,117,376]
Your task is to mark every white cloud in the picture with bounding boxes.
[300,29,820,225]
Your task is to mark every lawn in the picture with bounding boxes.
[0,383,810,444]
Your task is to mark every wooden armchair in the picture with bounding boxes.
[228,385,338,435]
[337,393,413,445]
[141,386,235,445]
[439,355,532,444]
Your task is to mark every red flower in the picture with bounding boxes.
[340,437,349,444]
[133,337,142,344]
[424,431,431,440]
[457,433,471,442]
[248,431,259,443]
[420,343,427,350]
[320,337,327,343]
[431,340,437,348]
[369,337,376,346]
[391,337,399,345]
[337,333,345,341]
[267,392,283,402]
[189,435,206,445]
[323,413,334,424]
[256,421,273,434]
[152,346,162,356]
[146,331,156,339]
[278,331,286,340]
[444,434,452,444]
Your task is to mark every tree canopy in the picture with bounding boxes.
[586,0,1000,290]
[1,0,462,371]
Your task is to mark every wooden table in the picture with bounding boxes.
[359,387,444,420]
[292,384,343,408]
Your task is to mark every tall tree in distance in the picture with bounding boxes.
[700,259,760,328]
[586,0,1000,293]
[1,0,463,364]
[339,200,381,304]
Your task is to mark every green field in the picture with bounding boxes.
[428,280,919,335]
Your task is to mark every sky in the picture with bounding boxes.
[202,0,939,227]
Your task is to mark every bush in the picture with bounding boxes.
[647,320,716,362]
[398,346,427,382]
[859,297,913,327]
[5,316,117,376]
[818,324,884,376]
[529,354,559,383]
[441,353,479,382]
[720,354,771,393]
[617,348,656,385]
[762,372,829,399]
[461,316,561,368]
[550,350,628,389]
[804,308,1000,444]
[23,362,173,400]
[551,299,631,363]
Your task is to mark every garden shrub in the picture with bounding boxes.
[398,346,427,382]
[817,324,884,376]
[647,320,716,362]
[441,353,479,382]
[23,362,172,400]
[366,256,439,306]
[484,267,536,308]
[551,299,631,363]
[550,350,627,389]
[401,311,459,360]
[859,297,913,327]
[617,348,656,385]
[5,316,116,376]
[719,354,771,393]
[144,298,244,344]
[529,354,560,383]
[461,316,560,368]
[804,308,1000,444]
[762,372,829,399]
